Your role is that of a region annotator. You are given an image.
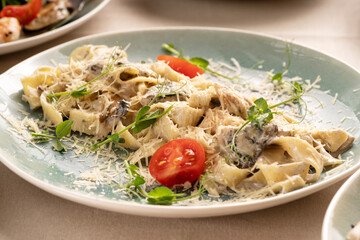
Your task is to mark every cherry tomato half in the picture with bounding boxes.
[149,138,206,188]
[157,55,204,78]
[0,0,42,25]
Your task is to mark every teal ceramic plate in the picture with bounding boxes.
[0,27,359,218]
[0,0,110,55]
[322,169,360,239]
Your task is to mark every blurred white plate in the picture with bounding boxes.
[0,0,110,55]
[323,169,360,239]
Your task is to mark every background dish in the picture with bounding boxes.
[0,28,359,218]
[0,0,110,55]
[322,169,360,239]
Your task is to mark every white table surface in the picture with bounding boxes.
[1,0,359,239]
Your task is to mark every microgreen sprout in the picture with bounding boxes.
[270,42,291,85]
[31,120,74,152]
[123,160,207,205]
[162,43,238,81]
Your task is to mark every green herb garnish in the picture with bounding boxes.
[122,160,207,205]
[247,97,274,128]
[271,43,291,84]
[31,120,74,152]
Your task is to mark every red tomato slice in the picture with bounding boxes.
[157,55,204,78]
[0,0,42,25]
[149,138,206,188]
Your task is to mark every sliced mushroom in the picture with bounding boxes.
[216,124,278,168]
[116,100,131,117]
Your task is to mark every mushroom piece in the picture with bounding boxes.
[217,124,278,168]
[24,0,73,31]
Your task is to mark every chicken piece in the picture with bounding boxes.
[24,0,72,31]
[216,124,278,168]
[187,90,213,108]
[198,108,245,134]
[213,83,253,119]
[0,17,21,43]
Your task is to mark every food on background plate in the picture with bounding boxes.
[0,17,21,43]
[16,44,355,204]
[0,0,74,43]
[347,222,360,240]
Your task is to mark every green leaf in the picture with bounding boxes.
[135,106,150,123]
[133,118,156,134]
[132,175,145,187]
[70,86,92,98]
[141,109,162,120]
[125,163,145,188]
[52,139,66,152]
[189,57,209,70]
[144,105,173,121]
[55,120,73,139]
[292,81,304,96]
[133,105,173,134]
[246,98,273,128]
[272,72,283,82]
[246,106,257,120]
[252,112,273,128]
[147,187,177,205]
[254,97,269,112]
[127,164,139,175]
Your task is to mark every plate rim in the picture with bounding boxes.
[1,26,360,218]
[0,0,110,55]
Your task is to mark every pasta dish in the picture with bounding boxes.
[18,44,355,204]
